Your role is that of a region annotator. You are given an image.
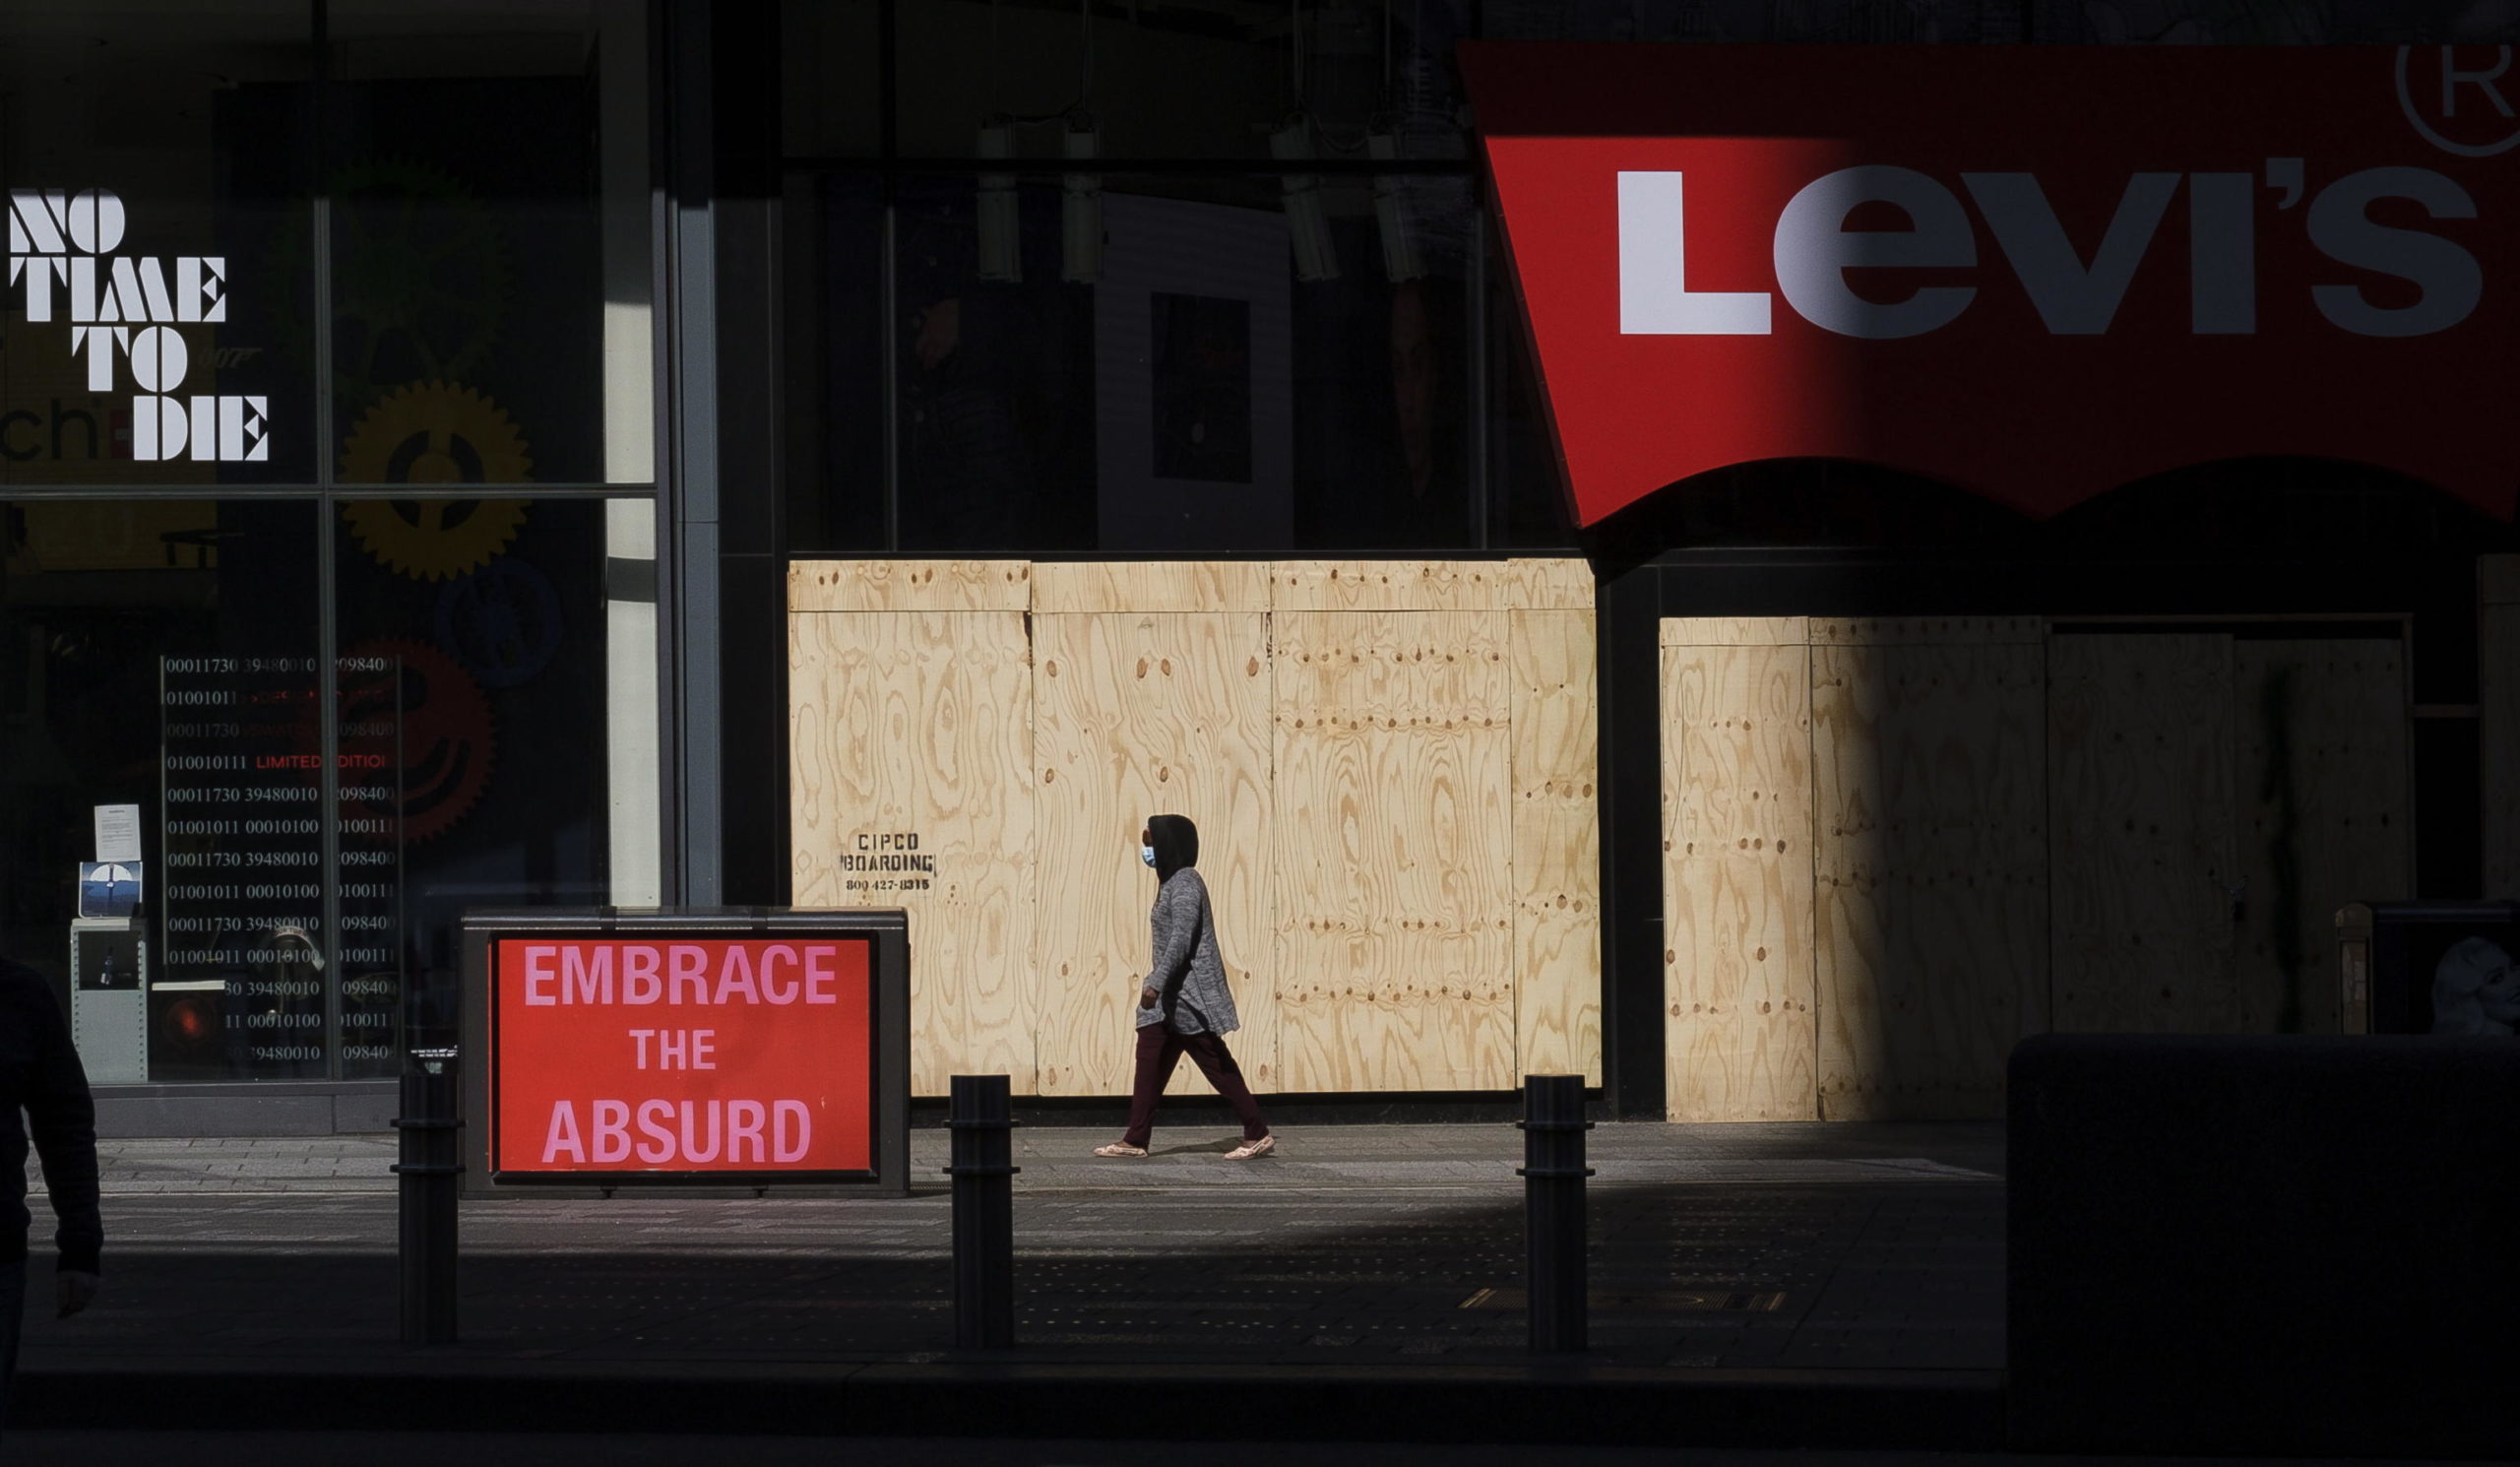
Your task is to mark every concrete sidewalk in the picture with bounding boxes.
[17,1121,2005,1446]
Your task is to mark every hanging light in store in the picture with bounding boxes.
[1273,1,1338,283]
[976,119,1022,283]
[1061,0,1102,283]
[1062,118,1102,284]
[1273,117,1340,283]
[1367,130,1422,283]
[1366,0,1420,283]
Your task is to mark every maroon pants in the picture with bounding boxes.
[1122,1023,1270,1147]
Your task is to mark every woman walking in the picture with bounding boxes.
[1095,814,1275,1159]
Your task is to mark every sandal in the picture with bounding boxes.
[1225,1134,1276,1160]
[1093,1141,1149,1158]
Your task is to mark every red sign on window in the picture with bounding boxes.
[1461,43,2520,527]
[489,936,875,1177]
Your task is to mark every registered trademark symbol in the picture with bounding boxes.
[2397,44,2520,158]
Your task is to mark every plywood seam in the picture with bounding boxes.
[788,560,1036,614]
[1799,631,1821,1122]
[1024,610,1040,1094]
[1509,608,1522,1087]
[1265,605,1280,1092]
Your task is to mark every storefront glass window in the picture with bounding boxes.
[4,5,659,1091]
[794,170,1480,553]
[1,2,319,485]
[784,0,882,158]
[0,498,322,1079]
[0,494,621,1083]
[785,173,887,552]
[885,0,1471,162]
[327,1,653,488]
[333,496,614,1061]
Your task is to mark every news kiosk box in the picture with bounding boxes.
[462,909,911,1197]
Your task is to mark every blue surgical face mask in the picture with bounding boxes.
[1141,844,1157,868]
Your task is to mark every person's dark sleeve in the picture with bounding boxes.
[27,991,101,1275]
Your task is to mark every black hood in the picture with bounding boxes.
[1147,814,1199,884]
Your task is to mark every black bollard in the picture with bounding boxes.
[1518,1073,1594,1354]
[392,1047,462,1346]
[946,1073,1018,1349]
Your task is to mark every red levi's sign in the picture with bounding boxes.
[490,937,875,1176]
[1460,43,2520,526]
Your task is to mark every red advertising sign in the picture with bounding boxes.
[489,936,875,1177]
[1460,43,2520,526]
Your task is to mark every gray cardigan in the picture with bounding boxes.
[1138,867,1240,1035]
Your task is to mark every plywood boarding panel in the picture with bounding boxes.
[1812,637,2047,1120]
[1275,610,1516,1091]
[788,559,1032,613]
[1271,560,1501,613]
[1511,609,1602,1083]
[1662,617,1810,648]
[2486,558,2520,897]
[1032,560,1271,615]
[1498,557,1596,611]
[1032,611,1276,1097]
[1661,638,1817,1121]
[2234,640,2409,1034]
[2048,634,2238,1034]
[789,611,1037,1093]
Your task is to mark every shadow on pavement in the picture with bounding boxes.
[18,1179,1999,1371]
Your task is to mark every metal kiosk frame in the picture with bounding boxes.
[460,908,911,1198]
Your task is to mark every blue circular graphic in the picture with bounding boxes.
[434,557,562,689]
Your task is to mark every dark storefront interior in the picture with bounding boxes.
[2,2,647,1105]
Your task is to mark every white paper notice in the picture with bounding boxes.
[94,804,143,863]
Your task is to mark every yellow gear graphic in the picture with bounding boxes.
[341,380,534,580]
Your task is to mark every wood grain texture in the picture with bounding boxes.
[1499,557,1596,611]
[784,559,1599,1100]
[1031,611,1276,1097]
[2048,634,2238,1034]
[1032,560,1271,615]
[1274,610,1516,1092]
[1812,638,2048,1120]
[1661,638,1817,1121]
[1511,609,1602,1083]
[788,559,1032,612]
[2487,558,2520,897]
[1270,560,1501,613]
[789,611,1037,1094]
[2234,639,2410,1034]
[1662,617,1810,648]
